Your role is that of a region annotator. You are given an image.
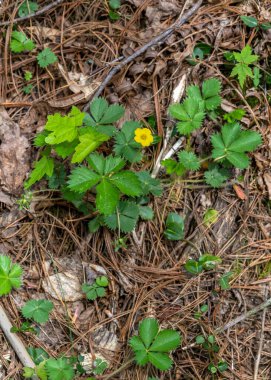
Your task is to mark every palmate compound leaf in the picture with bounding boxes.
[211,122,262,169]
[230,45,258,87]
[110,171,143,196]
[0,255,23,296]
[18,1,39,17]
[22,299,54,323]
[169,98,205,135]
[187,78,222,111]
[178,151,200,171]
[24,156,54,189]
[149,330,181,352]
[37,48,57,68]
[103,201,139,232]
[45,106,84,145]
[204,166,229,188]
[113,121,143,162]
[89,97,125,124]
[45,358,74,380]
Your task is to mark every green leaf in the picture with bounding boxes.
[164,213,185,241]
[37,48,57,68]
[219,272,233,290]
[136,171,162,196]
[230,130,262,152]
[93,358,108,375]
[201,78,222,110]
[27,347,49,365]
[46,358,74,380]
[240,15,258,27]
[226,151,250,168]
[204,167,229,188]
[10,31,35,53]
[233,45,258,65]
[24,156,54,189]
[199,254,222,270]
[110,171,143,196]
[184,260,203,275]
[54,140,78,158]
[22,299,53,323]
[113,121,142,163]
[178,151,200,171]
[90,97,108,122]
[103,155,126,175]
[48,163,66,189]
[68,167,100,193]
[253,67,261,87]
[45,107,84,145]
[0,255,23,296]
[169,98,205,135]
[150,330,181,352]
[23,367,35,378]
[134,350,149,366]
[96,276,109,287]
[129,336,146,351]
[87,152,105,174]
[89,97,124,124]
[147,352,173,371]
[196,335,205,344]
[71,129,109,163]
[260,22,271,30]
[36,361,48,380]
[161,159,185,176]
[139,318,159,348]
[231,45,258,87]
[18,1,38,17]
[88,216,103,233]
[139,205,154,220]
[217,361,228,372]
[96,179,120,215]
[23,84,33,94]
[109,0,121,9]
[223,109,245,123]
[104,201,139,232]
[203,209,219,226]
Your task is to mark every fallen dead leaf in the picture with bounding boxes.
[42,272,83,302]
[263,172,271,200]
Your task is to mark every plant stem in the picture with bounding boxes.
[102,357,134,379]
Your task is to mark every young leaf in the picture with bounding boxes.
[164,213,185,241]
[203,209,219,226]
[45,358,74,380]
[22,299,53,323]
[23,84,33,94]
[10,31,35,53]
[0,255,23,296]
[104,201,139,232]
[187,78,222,111]
[169,98,205,135]
[240,15,258,28]
[82,277,108,301]
[24,70,33,81]
[24,156,54,189]
[18,1,38,17]
[27,347,49,365]
[178,151,200,171]
[113,121,142,162]
[184,260,203,275]
[223,109,245,123]
[37,48,57,68]
[161,159,185,176]
[71,128,109,163]
[199,254,222,270]
[230,45,258,87]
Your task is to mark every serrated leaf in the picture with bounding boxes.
[203,209,219,226]
[45,358,74,380]
[136,171,162,196]
[229,130,262,152]
[18,1,38,17]
[202,78,221,110]
[134,350,149,366]
[171,98,205,135]
[178,151,200,171]
[227,151,250,168]
[96,179,120,215]
[129,336,146,351]
[54,140,78,158]
[147,352,173,371]
[233,45,258,65]
[22,299,53,323]
[241,15,258,27]
[150,330,181,352]
[204,167,228,188]
[139,205,154,220]
[231,63,253,88]
[100,104,124,124]
[34,131,49,147]
[139,318,159,348]
[0,255,23,296]
[36,361,47,380]
[90,97,109,122]
[161,159,186,176]
[24,156,54,189]
[164,213,185,241]
[103,155,126,175]
[104,201,139,232]
[68,167,100,193]
[71,129,109,163]
[110,171,142,196]
[113,121,142,163]
[37,48,57,68]
[10,31,35,53]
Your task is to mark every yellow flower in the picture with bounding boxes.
[134,128,154,147]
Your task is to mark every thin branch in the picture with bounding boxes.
[0,304,38,378]
[83,0,203,111]
[0,0,65,27]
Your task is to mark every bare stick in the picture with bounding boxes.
[83,0,203,111]
[0,0,65,27]
[0,304,37,375]
[215,296,271,334]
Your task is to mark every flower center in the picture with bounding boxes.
[141,134,147,141]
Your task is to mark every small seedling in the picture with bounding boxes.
[196,334,219,353]
[185,254,222,275]
[24,71,33,81]
[208,361,228,374]
[27,347,49,365]
[223,109,245,123]
[82,276,109,301]
[230,45,258,88]
[18,1,38,17]
[241,15,271,31]
[109,0,121,20]
[129,318,181,370]
[203,209,219,227]
[10,321,37,334]
[37,48,58,68]
[22,299,54,323]
[219,271,233,290]
[194,304,208,320]
[0,255,23,296]
[23,84,33,94]
[164,213,185,241]
[10,31,35,53]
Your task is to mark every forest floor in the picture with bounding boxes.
[1,0,271,379]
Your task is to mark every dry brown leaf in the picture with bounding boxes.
[27,26,61,42]
[42,272,83,302]
[0,107,30,194]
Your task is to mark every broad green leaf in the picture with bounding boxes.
[96,179,119,215]
[90,98,108,122]
[87,152,105,174]
[147,352,173,371]
[221,122,241,147]
[54,140,78,158]
[109,0,121,9]
[226,151,250,169]
[219,272,233,290]
[134,350,149,366]
[113,121,142,163]
[24,156,54,189]
[162,159,185,176]
[184,260,203,275]
[199,254,222,270]
[240,15,258,28]
[164,213,185,241]
[202,78,221,110]
[150,330,181,352]
[139,318,159,348]
[22,299,53,323]
[46,358,74,380]
[110,171,142,196]
[71,129,109,163]
[0,255,23,296]
[129,336,146,351]
[104,201,139,233]
[18,1,38,17]
[229,130,262,152]
[10,31,35,53]
[68,167,100,193]
[260,22,271,30]
[100,104,124,124]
